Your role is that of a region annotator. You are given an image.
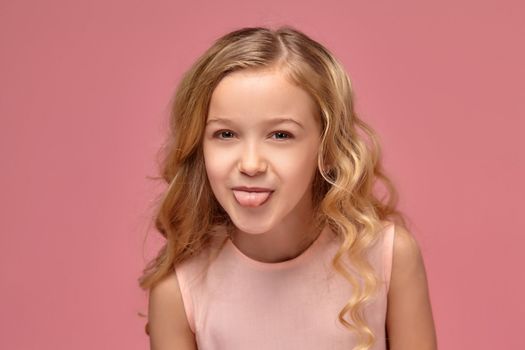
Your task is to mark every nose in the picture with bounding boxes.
[237,143,267,176]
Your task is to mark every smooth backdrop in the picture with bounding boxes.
[1,0,524,349]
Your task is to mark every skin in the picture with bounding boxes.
[202,67,324,263]
[147,67,438,349]
[386,225,438,349]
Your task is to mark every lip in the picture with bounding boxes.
[231,186,274,192]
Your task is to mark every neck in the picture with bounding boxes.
[229,216,324,263]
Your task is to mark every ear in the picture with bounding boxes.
[323,155,333,171]
[321,162,333,173]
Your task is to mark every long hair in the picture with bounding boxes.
[138,25,408,350]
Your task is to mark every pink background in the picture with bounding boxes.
[1,0,524,349]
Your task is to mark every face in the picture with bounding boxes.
[202,68,322,235]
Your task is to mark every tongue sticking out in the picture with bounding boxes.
[233,190,272,207]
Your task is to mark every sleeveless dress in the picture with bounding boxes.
[175,222,395,350]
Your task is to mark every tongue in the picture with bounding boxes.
[233,190,271,207]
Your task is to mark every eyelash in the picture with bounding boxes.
[212,130,294,141]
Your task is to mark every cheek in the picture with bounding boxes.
[204,158,223,183]
[275,149,318,183]
[203,145,231,183]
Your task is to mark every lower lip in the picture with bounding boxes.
[232,190,274,208]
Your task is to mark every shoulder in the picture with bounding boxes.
[147,272,197,349]
[149,272,187,309]
[388,224,428,298]
[391,224,422,274]
[386,224,438,349]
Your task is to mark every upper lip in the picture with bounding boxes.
[232,186,274,192]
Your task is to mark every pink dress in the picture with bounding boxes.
[175,222,395,349]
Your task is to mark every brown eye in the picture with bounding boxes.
[272,131,293,140]
[214,130,235,139]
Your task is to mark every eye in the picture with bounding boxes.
[271,131,293,141]
[213,130,235,139]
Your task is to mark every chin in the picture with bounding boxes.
[227,206,285,235]
[229,216,273,235]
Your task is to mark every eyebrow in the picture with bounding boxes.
[206,117,304,129]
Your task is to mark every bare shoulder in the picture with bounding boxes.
[148,271,197,350]
[386,224,438,350]
[391,224,422,272]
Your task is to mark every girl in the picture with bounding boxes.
[139,26,437,350]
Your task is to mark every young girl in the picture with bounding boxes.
[139,26,437,350]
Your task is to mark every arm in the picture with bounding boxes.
[148,271,197,350]
[386,225,438,350]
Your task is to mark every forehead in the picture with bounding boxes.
[207,69,318,126]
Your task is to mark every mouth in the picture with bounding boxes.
[232,189,274,208]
